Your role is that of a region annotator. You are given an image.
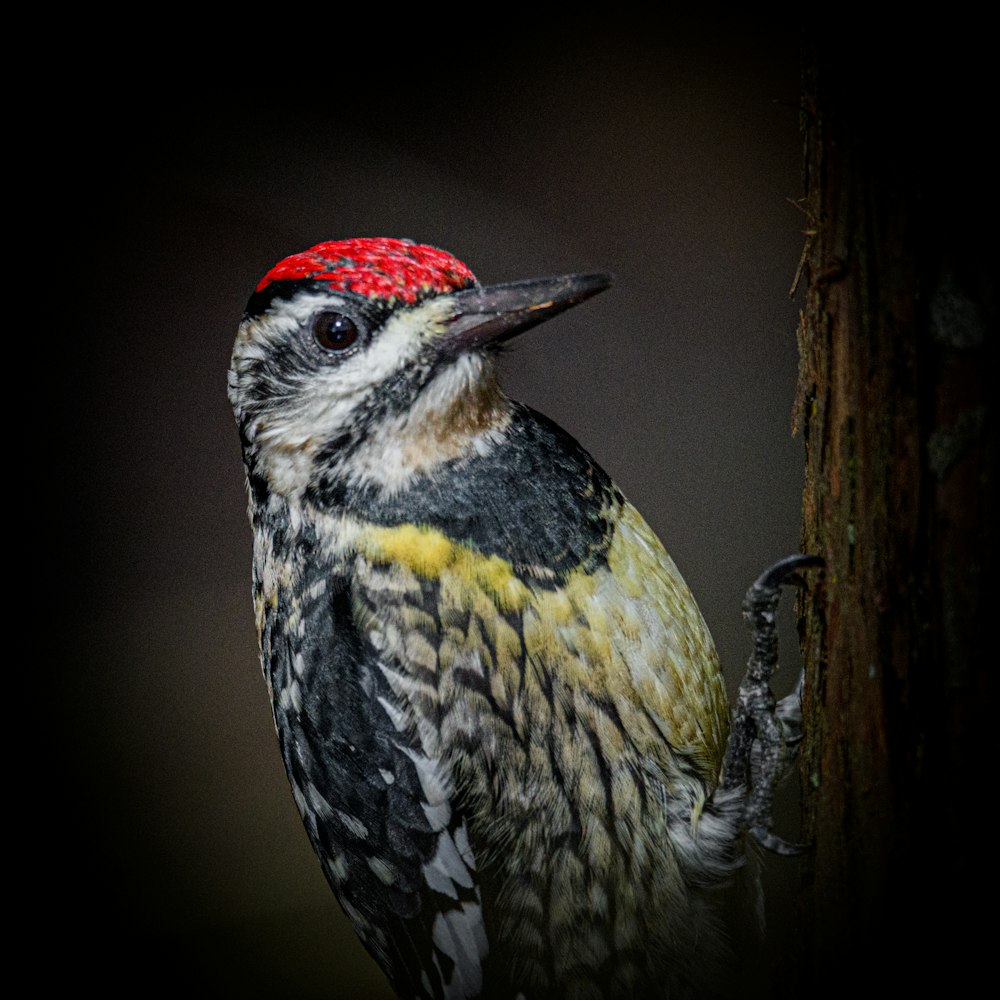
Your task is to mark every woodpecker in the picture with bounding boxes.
[228,238,812,1000]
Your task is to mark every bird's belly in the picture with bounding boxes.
[349,505,733,996]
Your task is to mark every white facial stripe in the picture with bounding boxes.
[356,296,457,389]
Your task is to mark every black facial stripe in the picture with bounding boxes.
[309,352,447,477]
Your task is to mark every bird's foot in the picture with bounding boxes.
[721,554,823,855]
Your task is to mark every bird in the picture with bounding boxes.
[228,237,807,1000]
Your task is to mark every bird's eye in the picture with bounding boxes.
[313,312,360,352]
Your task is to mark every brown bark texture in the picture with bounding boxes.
[794,32,995,991]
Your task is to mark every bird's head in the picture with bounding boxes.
[228,238,610,502]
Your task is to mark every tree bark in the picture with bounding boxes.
[795,31,995,991]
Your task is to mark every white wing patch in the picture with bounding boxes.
[423,826,476,898]
[432,902,489,1000]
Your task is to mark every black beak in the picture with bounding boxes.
[440,272,612,355]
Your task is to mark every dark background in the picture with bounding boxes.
[46,25,807,997]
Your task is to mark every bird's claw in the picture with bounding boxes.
[746,554,824,602]
[722,554,823,854]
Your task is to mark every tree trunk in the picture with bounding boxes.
[795,31,995,991]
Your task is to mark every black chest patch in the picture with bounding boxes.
[313,405,620,578]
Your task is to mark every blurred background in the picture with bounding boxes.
[47,23,807,997]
